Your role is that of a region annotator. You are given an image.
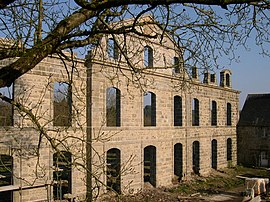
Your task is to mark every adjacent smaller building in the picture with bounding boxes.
[238,94,270,167]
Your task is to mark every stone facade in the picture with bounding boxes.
[0,17,239,201]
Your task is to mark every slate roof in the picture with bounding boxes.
[238,94,270,127]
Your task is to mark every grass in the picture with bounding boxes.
[170,166,270,195]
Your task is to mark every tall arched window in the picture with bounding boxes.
[53,151,72,200]
[226,103,232,126]
[106,87,121,127]
[106,148,121,193]
[192,98,199,126]
[144,145,156,187]
[144,92,156,126]
[227,138,232,161]
[144,46,153,67]
[211,101,217,126]
[0,154,13,201]
[0,84,14,126]
[174,96,182,126]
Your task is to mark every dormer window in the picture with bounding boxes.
[144,46,153,67]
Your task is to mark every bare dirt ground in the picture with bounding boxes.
[102,167,270,202]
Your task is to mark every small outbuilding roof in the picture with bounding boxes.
[238,93,270,127]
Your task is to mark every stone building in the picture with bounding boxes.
[238,94,270,167]
[0,16,239,201]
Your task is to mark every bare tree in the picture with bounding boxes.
[0,0,269,201]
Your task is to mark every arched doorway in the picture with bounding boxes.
[144,145,156,187]
[106,148,121,193]
[174,143,183,181]
[211,139,217,169]
[192,141,200,175]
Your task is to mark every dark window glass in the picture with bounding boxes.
[173,57,180,73]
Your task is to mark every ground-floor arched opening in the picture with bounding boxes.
[211,139,217,169]
[174,143,183,181]
[144,145,156,187]
[192,141,200,175]
[106,148,121,193]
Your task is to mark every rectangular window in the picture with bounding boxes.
[0,85,13,126]
[53,82,72,127]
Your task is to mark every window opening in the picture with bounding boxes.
[174,96,182,126]
[53,82,72,127]
[0,84,14,126]
[192,98,199,126]
[192,141,200,175]
[144,145,156,187]
[174,143,183,181]
[173,57,180,73]
[227,138,232,161]
[211,139,217,169]
[211,101,217,126]
[0,155,13,201]
[144,92,156,126]
[106,148,121,193]
[107,38,119,60]
[144,46,153,67]
[226,73,230,87]
[106,87,121,127]
[53,151,72,200]
[226,103,232,126]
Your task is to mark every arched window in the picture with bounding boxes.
[226,103,232,126]
[174,96,182,126]
[0,154,13,201]
[192,98,199,126]
[144,145,156,187]
[53,151,72,200]
[211,101,217,126]
[106,148,121,193]
[174,143,183,180]
[106,87,121,127]
[144,46,153,67]
[173,57,180,73]
[192,141,200,175]
[53,82,72,127]
[144,92,156,126]
[0,84,14,126]
[227,138,232,161]
[211,139,217,169]
[107,38,119,60]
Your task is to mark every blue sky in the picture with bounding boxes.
[224,46,270,110]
